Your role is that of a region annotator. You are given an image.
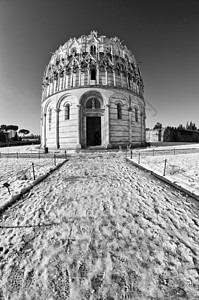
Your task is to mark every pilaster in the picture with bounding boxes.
[113,69,116,86]
[128,108,132,144]
[96,66,99,85]
[104,104,111,148]
[43,113,47,147]
[79,69,81,86]
[126,75,129,89]
[120,72,123,87]
[105,68,108,85]
[76,104,82,149]
[87,68,90,85]
[70,72,73,87]
[55,108,60,149]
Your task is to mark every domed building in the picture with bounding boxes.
[41,31,146,149]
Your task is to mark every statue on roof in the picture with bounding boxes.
[90,30,98,38]
[113,36,121,43]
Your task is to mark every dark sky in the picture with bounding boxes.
[0,0,199,134]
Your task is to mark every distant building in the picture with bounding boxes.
[0,130,17,143]
[41,31,146,149]
[8,130,17,139]
[146,127,199,143]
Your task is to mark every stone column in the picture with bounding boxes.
[143,111,146,145]
[49,82,52,95]
[76,104,82,149]
[96,66,99,85]
[59,76,62,90]
[140,112,144,145]
[79,69,81,86]
[53,80,56,94]
[43,113,47,148]
[41,88,44,102]
[46,84,49,97]
[43,86,47,100]
[120,72,123,87]
[87,68,90,85]
[128,108,132,145]
[113,69,116,86]
[104,104,111,148]
[55,108,60,149]
[66,73,69,89]
[70,72,73,87]
[105,68,108,85]
[126,75,129,89]
[64,72,66,89]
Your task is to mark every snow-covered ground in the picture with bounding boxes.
[139,143,199,151]
[0,145,41,153]
[0,152,199,299]
[130,151,199,197]
[0,156,65,208]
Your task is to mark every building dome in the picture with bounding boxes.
[41,31,146,149]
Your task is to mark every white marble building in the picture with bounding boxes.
[41,31,146,149]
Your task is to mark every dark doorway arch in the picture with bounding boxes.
[79,91,104,148]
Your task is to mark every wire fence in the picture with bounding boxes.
[0,153,67,196]
[0,150,67,159]
[128,146,199,158]
[127,147,198,177]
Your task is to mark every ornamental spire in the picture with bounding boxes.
[90,30,98,38]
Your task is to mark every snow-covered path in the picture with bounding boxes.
[0,153,199,299]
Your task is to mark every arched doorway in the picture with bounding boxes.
[79,91,105,148]
[86,98,101,146]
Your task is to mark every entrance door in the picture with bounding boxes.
[86,117,101,146]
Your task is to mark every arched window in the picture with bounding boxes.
[135,107,138,122]
[49,108,52,130]
[65,104,70,120]
[95,99,101,109]
[90,67,96,80]
[117,103,122,119]
[90,45,96,55]
[86,98,101,109]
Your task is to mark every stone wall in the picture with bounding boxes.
[146,127,199,143]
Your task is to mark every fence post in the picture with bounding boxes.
[3,182,11,195]
[130,150,132,159]
[54,154,56,166]
[138,152,141,164]
[32,163,36,180]
[163,159,167,176]
[64,150,67,159]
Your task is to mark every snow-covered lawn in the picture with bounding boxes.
[0,157,65,208]
[130,151,199,197]
[0,145,41,153]
[139,143,199,151]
